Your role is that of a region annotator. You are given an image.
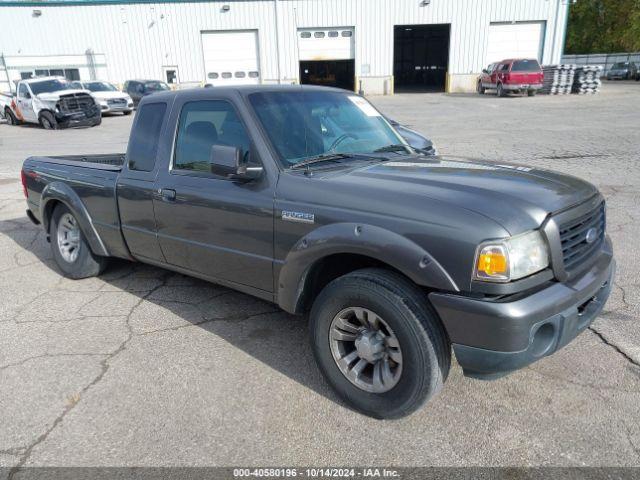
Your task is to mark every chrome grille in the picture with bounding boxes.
[559,201,605,272]
[107,98,126,105]
[58,93,95,113]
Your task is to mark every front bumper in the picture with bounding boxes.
[429,239,614,379]
[55,109,101,128]
[100,102,134,113]
[502,83,543,91]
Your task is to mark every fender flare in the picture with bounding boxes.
[40,181,109,257]
[277,222,459,314]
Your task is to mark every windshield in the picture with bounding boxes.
[29,79,73,95]
[612,63,628,69]
[85,81,118,92]
[248,91,408,167]
[511,60,541,72]
[144,81,170,92]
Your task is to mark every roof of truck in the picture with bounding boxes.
[141,84,350,103]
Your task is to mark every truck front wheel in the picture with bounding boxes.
[309,268,450,419]
[39,111,58,130]
[50,204,107,279]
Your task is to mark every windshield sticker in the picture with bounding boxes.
[348,96,381,117]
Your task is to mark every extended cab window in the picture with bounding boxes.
[127,103,167,172]
[173,100,251,174]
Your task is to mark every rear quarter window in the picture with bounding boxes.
[127,102,167,172]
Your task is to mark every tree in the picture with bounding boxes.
[565,0,640,54]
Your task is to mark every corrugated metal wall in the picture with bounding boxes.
[0,0,568,86]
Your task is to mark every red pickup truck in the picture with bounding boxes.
[477,59,544,97]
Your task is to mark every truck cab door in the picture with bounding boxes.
[152,94,276,294]
[17,84,37,123]
[117,100,170,263]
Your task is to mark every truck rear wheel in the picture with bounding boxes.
[309,268,450,419]
[39,111,58,130]
[5,108,20,125]
[50,204,107,279]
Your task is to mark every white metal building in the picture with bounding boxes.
[0,0,570,95]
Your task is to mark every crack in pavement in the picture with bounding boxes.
[0,353,107,372]
[589,326,640,369]
[6,272,172,479]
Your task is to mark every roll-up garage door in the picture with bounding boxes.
[486,22,545,64]
[201,30,260,86]
[298,27,355,91]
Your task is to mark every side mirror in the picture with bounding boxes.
[209,144,263,181]
[24,92,32,99]
[482,69,488,74]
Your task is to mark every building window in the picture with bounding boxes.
[64,68,80,81]
[300,31,311,38]
[20,71,33,80]
[248,71,259,78]
[341,30,353,37]
[314,31,325,38]
[328,31,339,37]
[221,72,232,79]
[234,71,246,78]
[208,72,219,79]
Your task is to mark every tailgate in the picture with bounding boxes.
[509,71,542,84]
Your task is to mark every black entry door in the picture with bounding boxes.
[300,60,355,91]
[393,24,450,92]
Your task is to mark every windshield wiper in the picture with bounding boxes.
[289,153,352,170]
[290,152,389,171]
[373,144,412,153]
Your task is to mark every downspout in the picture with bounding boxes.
[274,0,282,84]
[559,0,571,60]
[1,53,12,93]
[550,0,563,64]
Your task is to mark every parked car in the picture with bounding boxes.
[5,77,101,129]
[21,85,614,419]
[1,92,13,121]
[606,62,638,80]
[386,118,437,155]
[478,59,544,97]
[123,79,170,107]
[71,80,133,115]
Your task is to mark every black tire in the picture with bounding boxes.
[92,115,102,127]
[527,89,537,97]
[4,108,19,125]
[477,81,486,95]
[497,83,506,97]
[39,111,57,130]
[123,110,133,115]
[50,204,107,279]
[309,268,450,419]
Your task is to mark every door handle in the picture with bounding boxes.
[159,188,176,202]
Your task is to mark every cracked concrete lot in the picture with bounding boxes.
[0,81,639,470]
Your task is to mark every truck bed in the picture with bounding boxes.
[30,153,125,171]
[23,153,130,259]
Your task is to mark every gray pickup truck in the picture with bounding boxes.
[21,85,614,419]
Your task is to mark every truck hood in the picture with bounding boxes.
[315,156,598,234]
[90,91,129,101]
[36,89,90,101]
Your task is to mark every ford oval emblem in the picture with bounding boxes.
[585,227,598,244]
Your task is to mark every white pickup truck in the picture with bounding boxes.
[3,76,101,129]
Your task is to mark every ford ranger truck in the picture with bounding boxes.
[21,85,614,419]
[10,76,101,129]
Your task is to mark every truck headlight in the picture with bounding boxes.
[474,230,549,282]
